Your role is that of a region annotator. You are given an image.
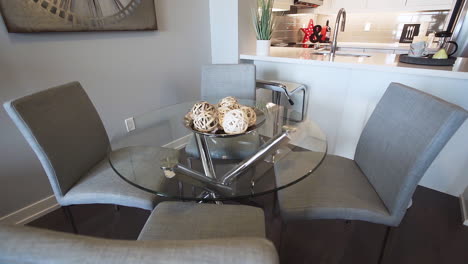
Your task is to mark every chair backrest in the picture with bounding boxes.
[3,82,110,200]
[201,64,256,100]
[354,83,467,222]
[0,224,279,264]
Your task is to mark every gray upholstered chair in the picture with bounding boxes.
[185,64,260,160]
[0,201,278,264]
[3,82,158,227]
[138,201,266,240]
[201,64,257,101]
[277,83,468,227]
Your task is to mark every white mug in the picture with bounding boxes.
[409,41,429,57]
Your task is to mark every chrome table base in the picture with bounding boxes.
[194,133,217,179]
[161,130,292,201]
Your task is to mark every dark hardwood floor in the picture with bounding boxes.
[28,186,468,264]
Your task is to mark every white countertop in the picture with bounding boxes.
[240,47,468,80]
[338,42,410,50]
[273,42,412,50]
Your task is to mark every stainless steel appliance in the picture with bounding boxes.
[435,31,459,56]
[294,0,324,7]
[278,0,323,14]
[448,0,468,57]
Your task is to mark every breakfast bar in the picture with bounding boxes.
[241,47,468,196]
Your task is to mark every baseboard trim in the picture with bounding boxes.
[0,195,60,225]
[460,195,468,226]
[0,135,190,226]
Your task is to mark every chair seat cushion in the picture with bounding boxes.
[185,134,260,160]
[277,155,396,225]
[0,224,279,264]
[138,202,265,240]
[61,159,158,211]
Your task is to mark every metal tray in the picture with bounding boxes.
[399,54,457,66]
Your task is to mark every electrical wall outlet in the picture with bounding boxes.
[125,117,136,132]
[364,22,372,32]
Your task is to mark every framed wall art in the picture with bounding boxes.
[0,0,157,32]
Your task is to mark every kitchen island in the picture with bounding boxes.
[337,42,411,53]
[241,47,468,79]
[241,47,468,197]
[274,42,414,54]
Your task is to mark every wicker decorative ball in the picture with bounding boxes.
[222,109,249,135]
[184,112,193,126]
[240,106,257,127]
[218,96,240,109]
[186,97,259,134]
[190,101,216,118]
[217,106,232,127]
[193,111,218,133]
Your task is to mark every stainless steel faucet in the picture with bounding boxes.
[330,8,346,57]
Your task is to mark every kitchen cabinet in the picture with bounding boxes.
[314,0,333,13]
[273,0,294,11]
[405,0,454,9]
[331,0,366,10]
[318,0,333,10]
[321,0,454,12]
[367,0,406,10]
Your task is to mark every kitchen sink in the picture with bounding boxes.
[311,51,372,57]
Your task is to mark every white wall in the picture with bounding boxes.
[210,0,239,64]
[209,0,258,64]
[238,0,257,54]
[0,0,212,217]
[253,60,468,197]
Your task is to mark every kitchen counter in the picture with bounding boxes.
[273,42,411,50]
[244,47,468,198]
[240,47,468,80]
[338,42,411,51]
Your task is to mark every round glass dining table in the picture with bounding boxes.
[108,99,327,202]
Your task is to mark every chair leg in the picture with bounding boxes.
[378,226,392,264]
[62,206,78,234]
[272,191,281,218]
[278,220,287,257]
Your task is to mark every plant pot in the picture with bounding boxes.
[256,40,271,56]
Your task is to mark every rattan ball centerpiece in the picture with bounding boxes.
[185,97,263,136]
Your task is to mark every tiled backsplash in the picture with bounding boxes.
[272,14,319,44]
[272,10,449,44]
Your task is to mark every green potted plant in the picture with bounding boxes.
[252,0,276,56]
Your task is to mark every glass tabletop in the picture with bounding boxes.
[109,99,327,201]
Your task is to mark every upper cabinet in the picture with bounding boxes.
[331,0,366,10]
[367,0,406,10]
[320,0,454,12]
[405,0,454,9]
[273,0,294,11]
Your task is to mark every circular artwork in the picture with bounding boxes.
[30,0,142,26]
